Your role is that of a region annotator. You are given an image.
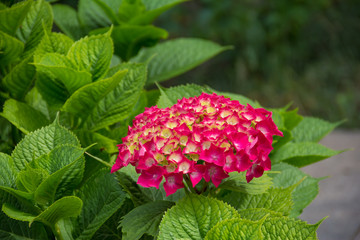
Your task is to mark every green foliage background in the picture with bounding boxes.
[156,0,360,127]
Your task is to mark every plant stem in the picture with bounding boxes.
[85,152,112,168]
[183,174,197,194]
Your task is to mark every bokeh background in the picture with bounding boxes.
[156,0,360,128]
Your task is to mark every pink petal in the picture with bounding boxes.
[189,164,206,187]
[137,166,164,189]
[163,173,184,196]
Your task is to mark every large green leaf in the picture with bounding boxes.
[271,142,342,167]
[0,0,32,36]
[85,63,147,131]
[52,4,84,40]
[32,196,82,227]
[121,200,175,240]
[105,25,168,61]
[117,0,145,23]
[218,172,272,195]
[1,99,50,134]
[215,90,261,108]
[269,163,321,217]
[291,117,342,143]
[131,0,187,25]
[261,216,322,239]
[0,153,17,188]
[78,0,113,31]
[238,208,283,221]
[158,194,239,240]
[11,119,80,171]
[15,0,53,55]
[204,218,264,240]
[132,38,231,84]
[16,167,48,193]
[67,29,113,81]
[74,170,127,240]
[34,31,73,63]
[2,55,35,100]
[0,31,24,65]
[34,155,84,205]
[35,53,92,95]
[31,144,85,174]
[62,69,127,120]
[156,83,212,108]
[222,185,297,216]
[142,0,186,10]
[75,130,118,154]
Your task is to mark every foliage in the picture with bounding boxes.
[0,0,343,239]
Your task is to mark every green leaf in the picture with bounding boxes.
[132,38,231,84]
[214,91,261,108]
[74,170,127,240]
[102,25,168,61]
[261,216,322,239]
[281,108,303,131]
[238,208,283,221]
[75,130,118,154]
[142,0,186,11]
[32,144,85,174]
[16,167,48,193]
[118,0,145,23]
[269,163,321,217]
[218,172,272,194]
[121,200,175,240]
[78,0,113,31]
[1,99,50,134]
[2,203,36,222]
[271,142,343,167]
[0,0,32,36]
[62,69,127,120]
[52,4,84,40]
[0,153,17,188]
[204,218,264,240]
[15,0,53,55]
[34,155,84,205]
[11,119,80,171]
[34,31,74,63]
[222,185,296,216]
[35,53,92,95]
[0,31,24,65]
[3,55,35,100]
[93,0,121,25]
[32,196,82,227]
[114,170,153,206]
[24,87,50,119]
[158,194,239,240]
[291,117,342,143]
[85,63,147,131]
[156,83,212,108]
[130,0,187,25]
[67,29,113,81]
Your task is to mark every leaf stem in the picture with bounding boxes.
[85,151,112,168]
[183,174,197,194]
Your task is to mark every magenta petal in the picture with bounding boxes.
[137,166,163,189]
[199,145,225,166]
[246,164,264,183]
[163,173,184,196]
[204,163,229,187]
[235,151,252,172]
[189,165,206,187]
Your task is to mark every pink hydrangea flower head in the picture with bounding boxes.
[112,93,283,195]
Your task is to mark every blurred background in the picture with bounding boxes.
[156,0,360,128]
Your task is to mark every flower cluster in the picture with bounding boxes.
[112,93,283,196]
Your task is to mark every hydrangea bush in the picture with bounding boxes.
[112,93,283,195]
[0,0,343,239]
